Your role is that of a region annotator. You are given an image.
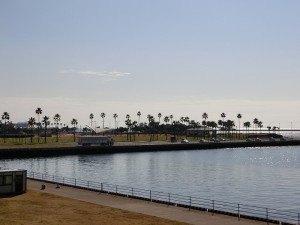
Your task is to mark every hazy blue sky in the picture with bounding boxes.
[1,0,299,128]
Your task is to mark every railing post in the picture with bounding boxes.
[101,183,103,191]
[132,187,134,197]
[212,200,214,216]
[168,193,170,206]
[87,181,89,188]
[63,177,65,184]
[75,179,76,186]
[150,190,152,202]
[266,208,268,223]
[238,204,240,220]
[298,212,299,225]
[189,196,191,211]
[116,185,118,194]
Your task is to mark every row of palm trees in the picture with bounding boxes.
[86,111,266,139]
[87,111,243,129]
[1,109,271,143]
[1,108,78,143]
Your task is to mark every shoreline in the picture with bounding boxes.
[0,140,300,159]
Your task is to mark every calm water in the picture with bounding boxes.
[1,146,300,211]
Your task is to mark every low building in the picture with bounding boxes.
[0,169,27,195]
[186,127,217,138]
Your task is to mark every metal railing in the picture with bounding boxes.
[28,171,300,225]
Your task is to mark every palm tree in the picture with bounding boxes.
[137,111,141,123]
[180,117,185,124]
[218,119,223,137]
[125,114,131,141]
[224,120,235,138]
[163,116,170,140]
[113,113,118,129]
[101,113,106,128]
[221,112,226,121]
[244,121,251,138]
[35,107,42,143]
[237,113,242,139]
[164,116,169,124]
[53,114,61,142]
[71,118,78,142]
[210,121,218,138]
[273,126,278,134]
[41,116,50,143]
[147,114,155,140]
[267,126,271,134]
[1,112,10,143]
[258,121,263,133]
[28,117,36,143]
[158,113,162,124]
[202,112,208,121]
[89,113,94,134]
[170,115,173,124]
[253,118,259,136]
[147,114,152,124]
[221,113,226,137]
[202,113,208,139]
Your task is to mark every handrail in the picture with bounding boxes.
[27,171,300,225]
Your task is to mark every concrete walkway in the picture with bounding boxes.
[28,179,269,225]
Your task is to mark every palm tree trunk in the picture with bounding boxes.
[56,126,59,142]
[44,128,47,143]
[3,122,6,143]
[31,128,33,143]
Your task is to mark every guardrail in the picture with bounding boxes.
[28,172,299,225]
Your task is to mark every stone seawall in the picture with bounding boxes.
[0,140,300,159]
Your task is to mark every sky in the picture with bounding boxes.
[1,0,300,129]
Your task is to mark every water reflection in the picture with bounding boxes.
[1,146,300,211]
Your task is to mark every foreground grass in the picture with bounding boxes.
[0,190,188,225]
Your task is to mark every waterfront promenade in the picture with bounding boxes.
[27,179,269,225]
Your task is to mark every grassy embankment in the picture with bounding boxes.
[0,190,187,225]
[0,133,249,149]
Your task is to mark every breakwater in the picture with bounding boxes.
[1,140,300,159]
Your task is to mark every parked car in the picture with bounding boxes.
[181,139,189,144]
[255,138,262,142]
[280,137,288,141]
[269,137,276,142]
[210,138,220,142]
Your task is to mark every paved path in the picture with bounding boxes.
[28,179,268,225]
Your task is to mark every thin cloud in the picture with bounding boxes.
[59,69,130,78]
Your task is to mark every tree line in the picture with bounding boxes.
[0,108,279,143]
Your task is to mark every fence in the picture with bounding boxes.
[27,171,299,225]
